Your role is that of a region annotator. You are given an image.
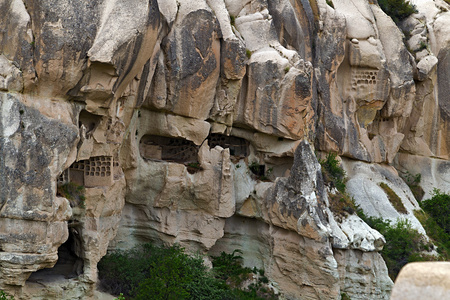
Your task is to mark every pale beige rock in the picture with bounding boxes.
[343,158,427,235]
[3,1,450,299]
[208,216,341,300]
[337,215,385,252]
[394,153,450,200]
[0,55,23,92]
[335,249,393,300]
[157,0,178,24]
[373,5,415,119]
[113,204,226,251]
[137,110,211,145]
[391,262,450,300]
[333,0,376,39]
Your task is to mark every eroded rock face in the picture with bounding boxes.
[0,93,77,285]
[1,0,449,299]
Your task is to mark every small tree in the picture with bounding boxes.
[378,0,417,24]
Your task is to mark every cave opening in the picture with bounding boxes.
[78,109,101,135]
[139,135,200,164]
[26,222,84,283]
[208,133,250,158]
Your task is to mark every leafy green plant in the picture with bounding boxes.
[357,213,432,279]
[212,249,251,287]
[0,291,14,300]
[320,153,346,193]
[246,49,252,59]
[319,153,356,219]
[378,0,417,24]
[114,293,126,300]
[57,182,86,208]
[419,40,428,51]
[379,182,407,214]
[98,244,277,300]
[230,15,236,26]
[402,171,424,201]
[420,189,450,234]
[341,293,350,300]
[414,210,450,257]
[186,162,202,174]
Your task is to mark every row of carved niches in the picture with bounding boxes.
[208,134,249,158]
[139,135,200,163]
[350,67,389,102]
[139,134,251,163]
[58,156,118,188]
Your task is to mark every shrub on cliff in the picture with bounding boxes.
[320,153,346,193]
[420,189,450,234]
[378,0,417,24]
[98,243,277,300]
[0,291,14,300]
[358,213,432,279]
[319,153,356,219]
[415,190,450,257]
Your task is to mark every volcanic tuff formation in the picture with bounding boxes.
[0,0,449,299]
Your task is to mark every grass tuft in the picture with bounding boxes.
[379,182,407,214]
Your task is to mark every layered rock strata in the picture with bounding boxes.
[0,0,449,299]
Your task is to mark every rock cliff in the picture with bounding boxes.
[0,0,448,299]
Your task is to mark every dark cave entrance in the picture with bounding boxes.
[27,222,84,282]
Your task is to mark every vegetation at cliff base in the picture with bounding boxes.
[0,291,14,300]
[98,244,277,300]
[378,0,417,24]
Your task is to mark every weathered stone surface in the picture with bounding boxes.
[334,215,385,252]
[335,249,392,300]
[269,141,330,240]
[394,153,450,200]
[343,158,427,235]
[1,0,450,299]
[144,2,221,120]
[113,204,226,251]
[391,262,450,300]
[209,216,341,300]
[136,109,211,146]
[0,55,23,92]
[0,92,78,286]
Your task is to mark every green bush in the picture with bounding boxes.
[98,244,277,300]
[211,250,251,287]
[415,190,450,258]
[357,212,431,279]
[378,0,417,24]
[319,153,356,219]
[0,291,14,300]
[402,172,424,201]
[320,153,346,193]
[420,189,450,234]
[414,210,450,257]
